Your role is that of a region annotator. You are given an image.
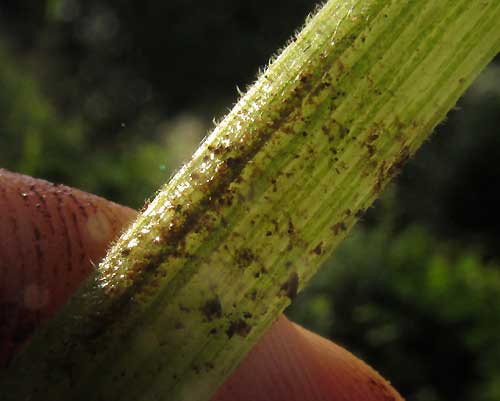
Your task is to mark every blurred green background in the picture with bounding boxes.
[1,1,499,400]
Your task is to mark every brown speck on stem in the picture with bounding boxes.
[311,242,323,255]
[226,319,252,339]
[280,272,299,301]
[355,209,365,219]
[179,304,191,313]
[235,248,256,270]
[331,222,347,235]
[201,296,222,321]
[387,146,411,178]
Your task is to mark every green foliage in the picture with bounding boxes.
[0,43,85,181]
[0,43,199,208]
[288,220,500,401]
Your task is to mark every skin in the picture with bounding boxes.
[0,169,403,401]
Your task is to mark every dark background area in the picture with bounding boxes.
[1,1,499,401]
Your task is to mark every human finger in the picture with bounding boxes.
[214,315,402,401]
[0,169,136,365]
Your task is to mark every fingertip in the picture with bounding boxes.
[0,169,136,365]
[213,315,403,401]
[291,321,403,401]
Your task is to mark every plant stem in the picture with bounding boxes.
[3,1,500,400]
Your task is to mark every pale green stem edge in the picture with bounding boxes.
[3,1,500,400]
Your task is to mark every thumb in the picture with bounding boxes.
[0,169,403,401]
[0,169,136,364]
[214,315,402,401]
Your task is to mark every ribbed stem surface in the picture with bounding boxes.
[3,1,500,400]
